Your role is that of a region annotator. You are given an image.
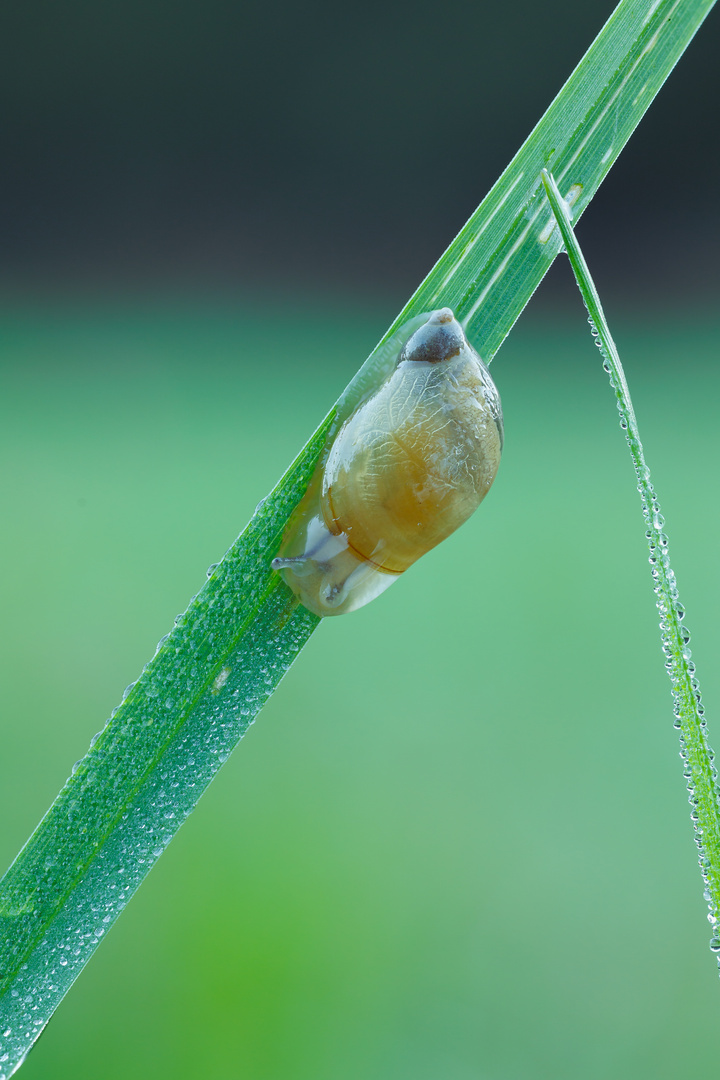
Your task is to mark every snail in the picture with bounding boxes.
[272,308,503,616]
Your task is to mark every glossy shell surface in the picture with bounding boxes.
[272,308,503,616]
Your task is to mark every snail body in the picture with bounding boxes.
[272,308,502,616]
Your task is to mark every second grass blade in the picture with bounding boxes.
[541,166,720,968]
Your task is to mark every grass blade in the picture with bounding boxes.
[541,167,720,966]
[0,0,716,1071]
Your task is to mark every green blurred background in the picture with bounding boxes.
[1,0,720,1077]
[1,305,719,1078]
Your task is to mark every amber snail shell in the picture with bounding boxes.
[272,308,503,616]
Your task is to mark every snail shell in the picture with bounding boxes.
[272,308,502,616]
